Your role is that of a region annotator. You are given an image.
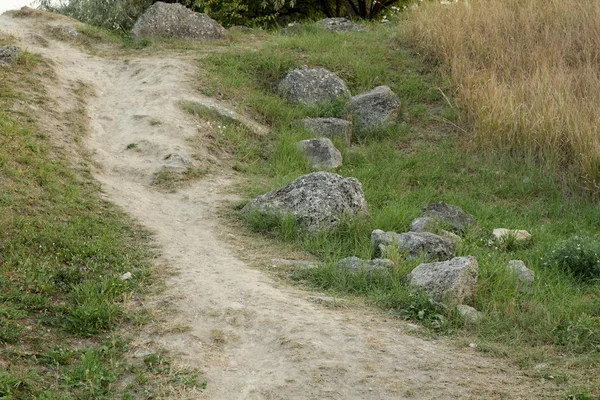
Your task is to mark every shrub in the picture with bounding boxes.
[545,235,600,280]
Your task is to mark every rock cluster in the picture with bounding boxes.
[132,2,226,40]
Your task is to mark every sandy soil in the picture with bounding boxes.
[0,12,549,399]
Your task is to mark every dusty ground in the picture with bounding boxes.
[1,12,550,399]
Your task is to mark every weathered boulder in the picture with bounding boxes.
[298,138,342,169]
[492,228,531,242]
[132,2,226,40]
[508,260,535,289]
[420,202,477,233]
[318,17,367,32]
[278,66,350,105]
[0,46,20,66]
[350,86,400,132]
[371,229,456,262]
[243,172,369,232]
[457,304,483,323]
[407,256,479,304]
[337,256,393,273]
[299,117,352,144]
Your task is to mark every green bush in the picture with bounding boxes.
[545,235,600,280]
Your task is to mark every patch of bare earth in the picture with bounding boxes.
[0,11,553,399]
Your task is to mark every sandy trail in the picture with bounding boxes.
[1,13,546,399]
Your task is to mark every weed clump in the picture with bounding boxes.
[545,235,600,280]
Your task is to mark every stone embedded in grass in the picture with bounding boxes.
[242,172,369,232]
[0,45,20,66]
[508,260,535,289]
[270,258,317,270]
[132,2,227,40]
[407,256,479,304]
[410,216,438,233]
[420,202,477,234]
[278,66,351,105]
[337,256,394,273]
[318,18,367,32]
[298,117,352,144]
[350,86,401,133]
[163,153,190,169]
[371,229,456,262]
[298,138,342,169]
[457,304,483,324]
[492,228,531,242]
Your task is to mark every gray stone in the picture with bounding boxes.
[298,138,342,169]
[457,304,483,323]
[318,17,367,32]
[132,2,226,40]
[270,258,317,270]
[299,117,352,144]
[407,256,479,304]
[371,229,456,262]
[421,202,476,233]
[163,153,189,169]
[278,66,350,105]
[440,230,463,246]
[508,260,535,288]
[409,216,438,233]
[243,172,368,232]
[492,228,531,242]
[350,86,401,132]
[0,45,20,66]
[337,256,394,273]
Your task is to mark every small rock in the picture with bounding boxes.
[421,202,477,233]
[439,230,463,246]
[278,66,350,105]
[0,45,20,66]
[318,17,367,32]
[242,172,369,232]
[371,229,456,262]
[337,256,393,273]
[298,117,352,144]
[132,2,227,40]
[298,138,342,169]
[308,295,345,305]
[508,260,535,288]
[120,272,133,281]
[469,343,478,349]
[457,304,483,323]
[163,153,189,169]
[492,228,531,242]
[409,216,438,233]
[350,86,401,132]
[270,258,317,270]
[407,256,479,304]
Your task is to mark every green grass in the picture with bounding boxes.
[0,38,203,398]
[197,21,600,395]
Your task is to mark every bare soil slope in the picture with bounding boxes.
[0,12,547,399]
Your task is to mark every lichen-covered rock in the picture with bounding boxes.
[0,45,20,66]
[298,138,342,169]
[299,117,352,144]
[278,66,350,105]
[318,18,367,32]
[492,228,531,242]
[371,229,456,262]
[132,2,226,40]
[508,260,535,289]
[243,172,368,232]
[337,256,393,273]
[457,304,483,323]
[421,202,477,233]
[407,256,479,304]
[350,86,400,132]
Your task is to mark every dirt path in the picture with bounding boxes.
[1,13,547,399]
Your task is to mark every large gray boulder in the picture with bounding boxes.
[407,256,479,304]
[278,67,350,105]
[350,86,401,132]
[299,117,352,144]
[337,256,393,273]
[419,202,477,234]
[318,18,367,32]
[298,138,342,169]
[371,229,456,262]
[0,46,20,66]
[243,172,368,232]
[132,2,226,40]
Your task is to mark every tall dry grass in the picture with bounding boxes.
[403,0,600,193]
